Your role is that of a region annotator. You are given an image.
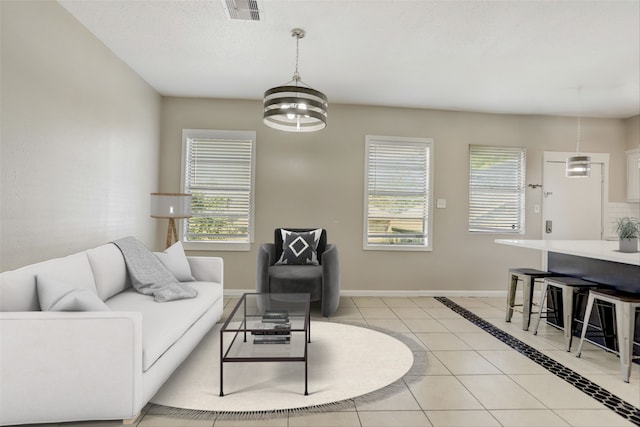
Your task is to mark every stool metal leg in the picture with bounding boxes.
[506,273,517,322]
[533,280,548,336]
[616,301,634,383]
[522,276,534,331]
[562,286,576,352]
[576,293,595,358]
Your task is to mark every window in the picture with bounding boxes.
[181,129,256,251]
[364,135,434,251]
[468,145,526,233]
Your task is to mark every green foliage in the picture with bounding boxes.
[613,217,640,239]
[187,192,247,241]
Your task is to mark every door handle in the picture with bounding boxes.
[545,220,552,234]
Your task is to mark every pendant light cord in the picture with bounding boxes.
[576,115,581,154]
[292,30,302,83]
[576,86,582,155]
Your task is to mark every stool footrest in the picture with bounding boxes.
[575,288,640,383]
[506,267,558,331]
[532,276,605,352]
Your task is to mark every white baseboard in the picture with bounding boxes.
[224,289,255,297]
[224,289,512,298]
[338,290,508,298]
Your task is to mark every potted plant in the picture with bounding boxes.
[614,217,640,253]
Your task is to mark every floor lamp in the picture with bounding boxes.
[150,193,192,249]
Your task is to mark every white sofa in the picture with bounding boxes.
[0,242,224,426]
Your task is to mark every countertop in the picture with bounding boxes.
[495,239,640,266]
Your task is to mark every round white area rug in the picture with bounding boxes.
[150,321,414,413]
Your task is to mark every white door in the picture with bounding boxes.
[542,152,608,240]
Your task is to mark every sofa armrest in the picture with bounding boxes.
[0,311,143,425]
[187,256,224,285]
[321,244,340,316]
[256,244,276,293]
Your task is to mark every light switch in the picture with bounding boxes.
[436,199,446,209]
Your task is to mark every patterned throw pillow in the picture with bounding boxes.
[275,229,322,265]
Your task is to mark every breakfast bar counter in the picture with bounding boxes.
[495,239,639,294]
[496,239,640,358]
[495,239,640,266]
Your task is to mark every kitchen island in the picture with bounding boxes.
[496,239,639,358]
[495,239,639,294]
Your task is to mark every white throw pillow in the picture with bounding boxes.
[36,275,110,311]
[153,240,195,282]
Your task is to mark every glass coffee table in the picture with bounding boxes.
[219,292,311,396]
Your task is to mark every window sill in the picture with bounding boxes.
[182,241,251,252]
[363,244,432,252]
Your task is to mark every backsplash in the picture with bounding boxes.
[605,202,640,240]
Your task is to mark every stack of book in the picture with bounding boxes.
[253,310,291,344]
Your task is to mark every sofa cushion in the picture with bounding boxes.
[153,241,195,282]
[86,243,130,301]
[0,252,98,312]
[37,275,110,311]
[104,281,222,371]
[276,229,322,265]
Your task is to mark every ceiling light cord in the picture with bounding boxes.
[565,85,591,178]
[282,29,310,88]
[576,86,582,154]
[576,115,582,154]
[291,28,305,85]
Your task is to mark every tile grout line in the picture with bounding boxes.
[145,297,630,427]
[411,313,544,427]
[380,298,514,427]
[435,296,640,426]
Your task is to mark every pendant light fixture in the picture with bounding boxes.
[263,28,328,132]
[566,87,591,178]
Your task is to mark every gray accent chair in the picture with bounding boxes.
[257,228,340,317]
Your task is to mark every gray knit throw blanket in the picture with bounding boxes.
[113,236,197,302]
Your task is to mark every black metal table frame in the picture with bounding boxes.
[219,292,311,397]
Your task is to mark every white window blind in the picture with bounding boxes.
[364,136,433,250]
[469,145,525,233]
[182,129,255,250]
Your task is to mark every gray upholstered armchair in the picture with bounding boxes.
[257,228,340,317]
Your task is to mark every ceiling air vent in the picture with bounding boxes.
[223,0,261,21]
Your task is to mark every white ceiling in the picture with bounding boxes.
[58,0,640,119]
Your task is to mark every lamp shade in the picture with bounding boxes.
[565,156,591,178]
[263,85,328,132]
[150,193,192,218]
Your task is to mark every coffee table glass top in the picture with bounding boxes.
[220,293,310,360]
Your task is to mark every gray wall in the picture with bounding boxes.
[1,1,162,270]
[626,115,640,150]
[161,97,630,293]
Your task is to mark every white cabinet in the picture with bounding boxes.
[626,148,640,202]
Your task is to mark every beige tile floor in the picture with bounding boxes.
[24,296,639,427]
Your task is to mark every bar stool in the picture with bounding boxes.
[505,268,561,331]
[532,276,600,351]
[576,288,640,383]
